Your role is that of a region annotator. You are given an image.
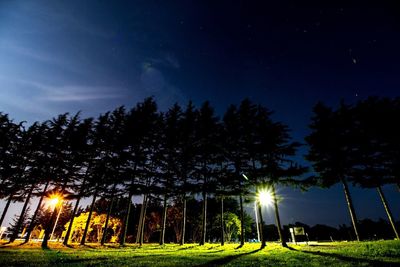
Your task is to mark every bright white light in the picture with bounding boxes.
[258,189,273,206]
[49,197,59,206]
[48,194,61,207]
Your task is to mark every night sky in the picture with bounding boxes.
[0,1,399,228]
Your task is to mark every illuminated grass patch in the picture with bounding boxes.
[0,240,399,266]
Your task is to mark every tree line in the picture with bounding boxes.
[306,97,400,241]
[0,96,399,249]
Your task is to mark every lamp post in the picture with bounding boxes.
[242,174,260,241]
[242,173,274,247]
[254,201,260,241]
[48,196,63,241]
[258,189,273,206]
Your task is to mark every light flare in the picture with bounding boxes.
[48,194,62,207]
[257,189,273,206]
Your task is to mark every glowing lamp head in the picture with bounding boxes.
[48,194,62,207]
[257,189,273,206]
[49,197,59,206]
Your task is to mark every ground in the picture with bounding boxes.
[0,240,399,266]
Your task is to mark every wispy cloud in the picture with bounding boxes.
[139,62,186,109]
[165,53,180,69]
[0,40,102,79]
[20,80,124,102]
[0,76,126,121]
[13,2,112,39]
[39,86,124,102]
[140,65,165,93]
[0,2,115,79]
[0,41,59,65]
[146,52,181,70]
[0,91,53,118]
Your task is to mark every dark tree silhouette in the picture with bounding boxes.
[10,123,45,242]
[194,102,220,246]
[0,97,311,247]
[389,98,400,191]
[255,104,306,247]
[41,114,75,248]
[81,112,112,245]
[24,122,53,243]
[123,98,161,245]
[0,115,25,228]
[158,104,182,245]
[306,102,361,241]
[351,98,399,239]
[174,101,197,245]
[63,118,94,245]
[222,100,256,247]
[99,107,127,246]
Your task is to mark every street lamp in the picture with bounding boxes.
[48,194,63,241]
[242,173,276,245]
[242,173,264,242]
[257,189,273,206]
[49,196,59,207]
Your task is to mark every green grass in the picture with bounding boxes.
[0,240,399,266]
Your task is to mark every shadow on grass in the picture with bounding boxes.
[308,244,338,247]
[195,248,263,267]
[18,241,29,246]
[80,244,98,249]
[0,242,11,248]
[177,245,198,251]
[0,241,27,247]
[205,250,225,254]
[286,246,400,267]
[0,241,40,249]
[57,256,109,264]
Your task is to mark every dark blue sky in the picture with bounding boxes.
[0,1,399,227]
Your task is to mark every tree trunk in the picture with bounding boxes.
[199,191,207,245]
[271,184,287,247]
[63,196,82,245]
[239,194,245,246]
[341,178,360,241]
[160,194,168,245]
[139,195,148,246]
[63,177,88,246]
[120,192,133,246]
[10,183,35,242]
[0,194,13,227]
[136,194,146,244]
[41,205,59,248]
[238,163,245,247]
[220,197,224,245]
[377,186,399,239]
[180,195,187,245]
[24,181,50,243]
[257,201,266,249]
[101,195,115,245]
[80,188,98,245]
[121,165,136,245]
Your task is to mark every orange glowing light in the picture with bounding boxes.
[48,194,62,207]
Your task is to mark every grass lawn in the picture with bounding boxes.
[0,240,399,266]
